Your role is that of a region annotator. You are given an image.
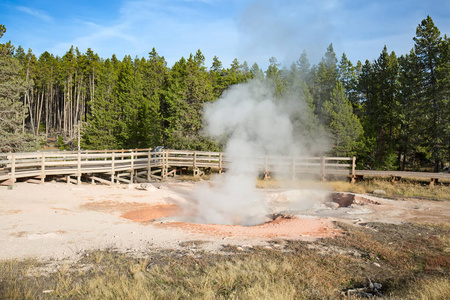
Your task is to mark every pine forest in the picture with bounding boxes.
[0,16,449,172]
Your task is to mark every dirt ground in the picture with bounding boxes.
[1,181,449,261]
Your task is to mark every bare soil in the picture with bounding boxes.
[0,181,448,261]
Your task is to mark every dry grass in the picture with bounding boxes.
[328,178,450,201]
[402,276,450,300]
[1,223,449,299]
[255,177,450,201]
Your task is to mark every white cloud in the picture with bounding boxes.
[16,6,52,22]
[49,0,242,67]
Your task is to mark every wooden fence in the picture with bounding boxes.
[0,149,356,185]
[1,149,448,186]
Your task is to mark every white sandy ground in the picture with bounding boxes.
[1,181,449,261]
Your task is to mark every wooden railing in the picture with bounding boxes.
[0,149,156,184]
[0,149,357,185]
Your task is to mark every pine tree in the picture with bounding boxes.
[82,58,119,149]
[296,50,310,82]
[0,25,38,152]
[250,63,264,79]
[413,16,446,171]
[164,53,217,150]
[398,50,423,170]
[339,53,359,114]
[359,47,400,169]
[322,83,363,156]
[266,57,284,96]
[138,48,167,147]
[311,44,339,119]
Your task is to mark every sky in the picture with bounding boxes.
[1,0,449,70]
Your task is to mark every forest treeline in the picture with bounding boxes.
[0,16,449,171]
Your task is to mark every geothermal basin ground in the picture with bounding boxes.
[1,180,449,261]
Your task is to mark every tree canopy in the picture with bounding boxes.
[0,16,449,171]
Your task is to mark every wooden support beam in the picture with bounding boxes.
[321,156,326,181]
[77,151,81,185]
[11,153,16,183]
[40,153,45,183]
[163,168,177,178]
[82,174,114,186]
[351,156,356,180]
[130,152,134,184]
[0,179,14,186]
[111,152,115,184]
[25,178,43,184]
[114,174,131,184]
[147,149,151,181]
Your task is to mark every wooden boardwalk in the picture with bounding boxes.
[1,148,448,185]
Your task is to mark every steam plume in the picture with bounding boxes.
[192,79,327,225]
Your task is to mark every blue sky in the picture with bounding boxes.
[1,0,449,70]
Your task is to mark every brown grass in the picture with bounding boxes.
[329,178,450,201]
[1,222,448,299]
[254,177,450,201]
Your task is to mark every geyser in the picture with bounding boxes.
[190,79,328,225]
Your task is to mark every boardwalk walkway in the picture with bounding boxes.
[1,149,448,185]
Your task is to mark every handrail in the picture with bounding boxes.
[0,148,357,184]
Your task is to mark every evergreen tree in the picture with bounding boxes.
[311,44,339,120]
[266,57,284,96]
[209,55,227,98]
[250,62,264,79]
[322,83,363,156]
[138,48,167,147]
[338,53,359,114]
[164,53,217,150]
[296,50,310,82]
[82,58,119,149]
[0,25,38,152]
[413,16,446,171]
[397,50,423,170]
[358,47,400,169]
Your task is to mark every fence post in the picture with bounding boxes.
[147,149,151,181]
[11,153,16,183]
[111,152,115,184]
[161,150,167,180]
[351,156,356,184]
[219,152,223,174]
[41,153,45,183]
[77,151,81,185]
[321,156,326,181]
[193,151,198,176]
[264,155,269,180]
[130,150,134,184]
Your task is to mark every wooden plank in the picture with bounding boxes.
[0,179,14,186]
[82,174,114,186]
[11,153,15,183]
[114,175,131,184]
[25,178,42,184]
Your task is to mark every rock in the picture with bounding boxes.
[373,189,386,195]
[137,183,157,191]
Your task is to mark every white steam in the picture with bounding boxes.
[191,80,327,226]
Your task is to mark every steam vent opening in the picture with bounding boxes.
[118,191,381,240]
